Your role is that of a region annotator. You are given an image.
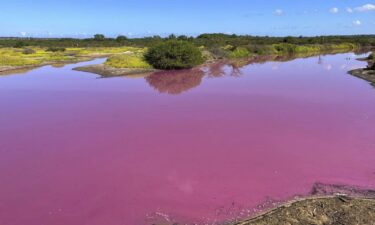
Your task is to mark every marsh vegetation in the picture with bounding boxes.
[1,34,374,74]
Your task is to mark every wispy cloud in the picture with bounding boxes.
[346,7,353,13]
[329,7,339,14]
[354,4,375,12]
[273,9,283,16]
[353,20,362,26]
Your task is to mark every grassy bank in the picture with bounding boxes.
[104,51,152,69]
[0,46,146,68]
[207,43,359,59]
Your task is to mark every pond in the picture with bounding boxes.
[0,52,374,225]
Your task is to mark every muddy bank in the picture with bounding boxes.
[233,183,375,225]
[235,196,375,225]
[349,55,375,86]
[73,64,156,77]
[0,65,40,76]
[0,55,103,76]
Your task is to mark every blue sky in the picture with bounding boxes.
[1,0,374,37]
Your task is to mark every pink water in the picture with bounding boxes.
[1,53,375,225]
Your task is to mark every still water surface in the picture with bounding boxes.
[0,53,375,225]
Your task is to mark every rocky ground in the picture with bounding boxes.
[349,54,375,87]
[235,196,375,225]
[232,183,375,225]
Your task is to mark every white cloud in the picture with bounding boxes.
[354,4,375,12]
[330,7,339,13]
[346,7,353,13]
[353,20,362,26]
[274,9,283,16]
[20,32,27,37]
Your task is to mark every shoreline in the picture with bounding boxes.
[73,63,157,78]
[233,195,375,225]
[0,54,111,76]
[348,56,375,87]
[1,48,372,78]
[230,182,375,225]
[72,49,371,78]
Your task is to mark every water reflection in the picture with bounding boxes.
[143,51,371,95]
[146,69,205,95]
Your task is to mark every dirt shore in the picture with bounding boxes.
[348,56,375,86]
[73,64,156,77]
[232,182,375,225]
[234,196,375,225]
[0,55,103,76]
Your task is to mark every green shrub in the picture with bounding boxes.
[228,47,251,58]
[369,53,374,60]
[116,35,128,42]
[105,54,152,69]
[22,48,36,54]
[46,47,66,52]
[273,43,298,54]
[94,34,105,41]
[209,47,228,59]
[145,40,204,69]
[13,41,25,48]
[246,45,276,55]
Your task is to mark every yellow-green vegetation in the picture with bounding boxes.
[105,53,152,69]
[228,47,252,58]
[0,47,71,66]
[0,46,147,68]
[217,43,360,59]
[272,43,358,55]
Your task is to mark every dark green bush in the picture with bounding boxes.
[22,48,36,54]
[368,53,374,60]
[145,40,204,69]
[14,41,25,48]
[94,34,105,41]
[46,47,66,52]
[116,35,128,42]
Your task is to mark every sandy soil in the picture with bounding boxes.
[73,64,156,77]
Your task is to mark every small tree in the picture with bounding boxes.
[116,35,128,42]
[13,41,25,48]
[145,40,204,70]
[177,35,188,40]
[168,34,177,40]
[94,34,105,41]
